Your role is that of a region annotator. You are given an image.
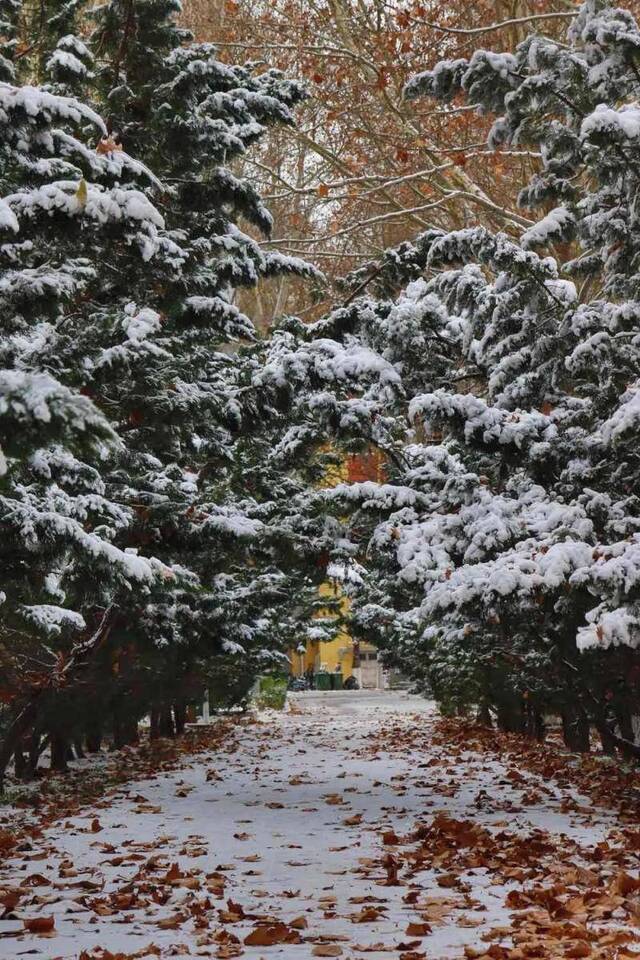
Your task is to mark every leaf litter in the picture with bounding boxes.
[1,696,639,958]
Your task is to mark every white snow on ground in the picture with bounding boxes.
[0,691,622,958]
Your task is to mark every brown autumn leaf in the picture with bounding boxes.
[21,873,49,887]
[243,923,301,946]
[313,946,343,957]
[612,872,640,897]
[1,889,22,915]
[351,907,383,923]
[436,873,460,888]
[156,913,185,929]
[290,916,308,929]
[564,942,592,959]
[343,814,363,826]
[383,853,401,886]
[216,945,243,958]
[213,930,241,945]
[23,916,55,933]
[405,923,431,937]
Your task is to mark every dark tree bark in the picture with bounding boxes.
[112,713,125,750]
[0,608,114,789]
[149,706,161,741]
[173,701,187,736]
[28,731,43,777]
[496,697,525,734]
[525,704,546,742]
[0,697,43,792]
[476,703,492,727]
[596,721,617,756]
[13,746,26,779]
[85,724,103,753]
[50,732,69,772]
[561,706,590,752]
[159,706,175,738]
[125,717,139,745]
[615,706,638,761]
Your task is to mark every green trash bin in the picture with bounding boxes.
[332,672,343,690]
[314,671,331,690]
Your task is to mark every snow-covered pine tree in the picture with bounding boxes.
[30,0,324,735]
[0,0,329,757]
[0,51,179,781]
[259,0,640,755]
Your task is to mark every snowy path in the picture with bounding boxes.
[0,692,633,959]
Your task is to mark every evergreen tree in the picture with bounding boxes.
[78,0,324,731]
[1,0,329,776]
[261,0,640,755]
[0,67,176,783]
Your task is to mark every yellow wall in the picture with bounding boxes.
[290,580,354,677]
[288,449,381,679]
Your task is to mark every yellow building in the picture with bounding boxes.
[289,445,386,688]
[289,620,383,688]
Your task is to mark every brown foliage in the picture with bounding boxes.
[180,0,579,319]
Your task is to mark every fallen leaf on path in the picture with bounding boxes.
[243,923,301,945]
[405,923,431,936]
[23,916,55,933]
[351,907,384,922]
[564,943,592,959]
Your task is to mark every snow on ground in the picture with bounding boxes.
[0,691,628,959]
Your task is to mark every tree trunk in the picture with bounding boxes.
[13,746,27,779]
[526,705,546,742]
[0,697,42,793]
[596,721,617,756]
[112,713,125,750]
[50,732,69,772]
[173,701,187,736]
[125,717,139,745]
[28,731,43,777]
[159,706,175,738]
[476,703,492,727]
[149,706,161,741]
[85,724,103,753]
[496,697,525,734]
[561,707,590,752]
[614,706,637,761]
